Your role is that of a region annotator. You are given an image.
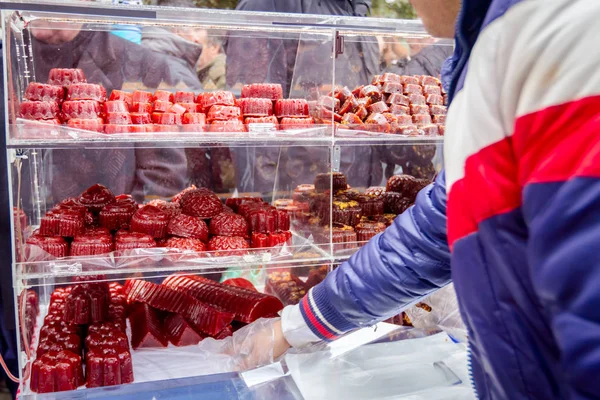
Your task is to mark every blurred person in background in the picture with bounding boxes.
[182,29,227,90]
[388,36,453,78]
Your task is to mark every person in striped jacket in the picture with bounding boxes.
[230,0,600,398]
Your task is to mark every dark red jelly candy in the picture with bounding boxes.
[30,350,84,393]
[86,346,134,388]
[47,68,86,86]
[164,313,204,346]
[128,302,168,349]
[63,283,109,325]
[180,189,223,218]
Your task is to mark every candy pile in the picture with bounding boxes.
[314,73,447,136]
[30,275,282,393]
[19,69,317,135]
[265,265,328,306]
[25,184,291,259]
[274,172,431,251]
[31,281,131,393]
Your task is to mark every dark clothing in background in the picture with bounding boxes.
[25,29,200,203]
[141,26,203,71]
[389,44,454,78]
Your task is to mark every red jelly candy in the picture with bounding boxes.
[279,117,315,130]
[423,85,442,96]
[175,91,195,103]
[169,103,187,115]
[115,231,156,251]
[403,84,422,95]
[47,68,86,86]
[339,96,359,115]
[26,235,69,258]
[130,102,153,113]
[426,94,444,106]
[245,116,278,129]
[275,99,309,118]
[130,205,169,238]
[213,325,233,339]
[245,207,277,233]
[66,118,103,133]
[209,212,249,237]
[62,100,102,120]
[401,75,419,85]
[109,90,132,105]
[318,96,340,112]
[367,101,389,114]
[251,232,269,248]
[241,83,283,100]
[268,231,292,247]
[341,113,364,128]
[30,350,84,393]
[167,214,209,241]
[413,114,432,126]
[132,90,153,103]
[104,125,131,134]
[207,105,241,121]
[420,75,440,86]
[125,280,234,336]
[19,100,60,120]
[360,85,382,102]
[420,124,440,136]
[63,283,109,325]
[387,93,410,107]
[365,113,392,133]
[80,184,116,213]
[199,91,236,113]
[86,346,134,388]
[178,102,202,113]
[389,105,410,116]
[207,236,249,254]
[381,73,401,83]
[433,114,446,124]
[355,105,368,120]
[153,90,174,103]
[237,98,274,117]
[381,82,402,94]
[408,94,426,106]
[67,83,107,102]
[25,83,65,103]
[105,112,132,125]
[70,232,113,256]
[162,275,283,324]
[180,189,223,218]
[39,207,85,237]
[128,302,168,349]
[152,112,181,125]
[162,237,207,252]
[130,112,151,124]
[208,119,246,132]
[153,100,173,113]
[164,313,204,346]
[430,105,447,116]
[225,197,264,212]
[182,113,206,125]
[410,104,430,115]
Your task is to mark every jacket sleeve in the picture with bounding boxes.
[282,171,451,344]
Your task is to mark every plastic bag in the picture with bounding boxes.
[405,284,468,343]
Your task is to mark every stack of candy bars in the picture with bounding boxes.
[314,73,447,136]
[19,69,317,135]
[274,172,431,250]
[30,280,132,393]
[25,184,291,260]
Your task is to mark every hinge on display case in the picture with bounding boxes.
[332,145,341,172]
[335,32,344,58]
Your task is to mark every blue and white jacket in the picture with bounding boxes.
[281,0,600,398]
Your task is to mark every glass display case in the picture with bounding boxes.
[2,1,450,397]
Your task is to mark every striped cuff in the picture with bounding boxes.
[299,284,357,342]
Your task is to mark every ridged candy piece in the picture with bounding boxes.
[24,83,65,103]
[130,205,169,238]
[209,212,248,237]
[237,98,273,117]
[241,83,282,100]
[26,235,69,258]
[175,91,195,103]
[67,83,107,102]
[47,68,86,86]
[279,117,314,130]
[70,232,113,256]
[167,214,209,240]
[79,184,116,213]
[30,350,84,393]
[19,100,60,120]
[63,283,109,325]
[86,346,134,388]
[198,91,236,113]
[125,279,234,336]
[67,118,104,133]
[162,275,283,323]
[164,313,205,346]
[180,189,223,218]
[274,99,309,117]
[128,302,168,349]
[207,105,241,121]
[61,100,102,120]
[109,90,132,105]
